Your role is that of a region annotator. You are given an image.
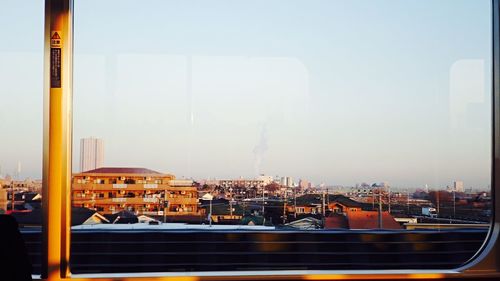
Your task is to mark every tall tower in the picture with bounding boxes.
[80,137,104,172]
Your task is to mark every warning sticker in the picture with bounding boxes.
[50,48,61,88]
[50,31,62,48]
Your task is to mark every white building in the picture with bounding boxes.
[299,179,309,190]
[280,176,293,187]
[257,175,274,186]
[454,181,464,192]
[80,137,104,172]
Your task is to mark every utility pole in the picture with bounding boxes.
[453,190,456,219]
[229,187,233,218]
[407,189,410,215]
[262,185,265,225]
[322,191,326,217]
[282,189,287,224]
[294,189,297,218]
[326,188,329,206]
[11,180,15,212]
[378,189,383,229]
[372,188,375,210]
[388,185,391,214]
[162,191,167,223]
[436,190,440,217]
[157,196,161,218]
[262,186,265,214]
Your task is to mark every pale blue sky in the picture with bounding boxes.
[0,0,493,189]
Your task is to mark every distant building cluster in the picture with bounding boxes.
[202,175,301,189]
[0,136,491,230]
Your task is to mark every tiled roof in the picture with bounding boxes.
[324,214,349,229]
[296,194,362,207]
[346,210,402,230]
[11,207,106,226]
[82,167,161,174]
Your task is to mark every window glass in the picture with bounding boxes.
[71,0,492,273]
[0,1,44,276]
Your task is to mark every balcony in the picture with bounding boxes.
[164,211,201,216]
[167,197,198,205]
[72,197,160,205]
[73,183,163,191]
[72,183,197,192]
[72,196,198,206]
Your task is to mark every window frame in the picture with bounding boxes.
[40,0,500,280]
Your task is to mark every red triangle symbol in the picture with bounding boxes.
[51,32,61,40]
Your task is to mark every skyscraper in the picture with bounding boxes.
[80,137,104,172]
[280,176,293,187]
[454,181,464,192]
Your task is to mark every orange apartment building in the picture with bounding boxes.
[72,167,201,216]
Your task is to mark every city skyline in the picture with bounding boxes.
[0,161,485,192]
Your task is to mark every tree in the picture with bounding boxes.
[265,182,280,192]
[428,190,453,206]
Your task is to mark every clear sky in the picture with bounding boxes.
[0,0,492,190]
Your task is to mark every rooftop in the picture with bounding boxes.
[296,194,363,208]
[80,167,162,175]
[346,211,402,230]
[324,210,403,230]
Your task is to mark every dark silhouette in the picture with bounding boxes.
[0,215,33,281]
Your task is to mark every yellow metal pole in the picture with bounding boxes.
[42,0,73,280]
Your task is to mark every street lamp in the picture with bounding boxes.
[453,189,456,219]
[203,193,214,227]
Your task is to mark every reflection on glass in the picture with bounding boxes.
[0,1,44,276]
[70,0,492,231]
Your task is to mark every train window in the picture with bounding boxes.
[4,0,497,279]
[0,0,44,277]
[67,0,494,274]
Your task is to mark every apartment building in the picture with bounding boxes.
[72,167,200,216]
